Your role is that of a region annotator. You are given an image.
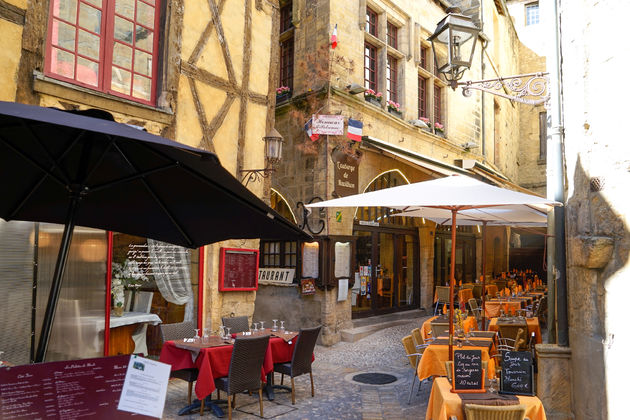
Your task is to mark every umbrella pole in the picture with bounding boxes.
[34,196,80,363]
[481,221,487,331]
[449,209,457,361]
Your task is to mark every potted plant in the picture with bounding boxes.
[364,89,383,106]
[387,100,402,118]
[434,122,445,137]
[419,117,432,132]
[276,86,291,102]
[111,259,149,316]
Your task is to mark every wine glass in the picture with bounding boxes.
[280,320,285,332]
[259,321,265,331]
[203,328,210,344]
[272,319,278,332]
[225,327,231,340]
[488,377,498,394]
[253,322,259,332]
[219,326,225,339]
[194,328,200,342]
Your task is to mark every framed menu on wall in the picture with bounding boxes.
[218,248,259,291]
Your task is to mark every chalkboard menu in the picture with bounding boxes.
[0,355,151,419]
[452,350,485,393]
[500,351,534,396]
[218,247,259,291]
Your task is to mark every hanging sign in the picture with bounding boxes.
[312,114,344,135]
[258,268,295,285]
[331,148,359,197]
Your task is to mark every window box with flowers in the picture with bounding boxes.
[387,100,402,118]
[418,117,432,133]
[276,86,291,103]
[364,89,383,106]
[434,122,445,137]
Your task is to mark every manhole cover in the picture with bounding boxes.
[352,372,397,385]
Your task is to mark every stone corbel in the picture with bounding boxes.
[568,235,614,269]
[358,0,366,30]
[291,1,301,28]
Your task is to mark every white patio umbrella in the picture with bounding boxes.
[395,205,548,330]
[307,175,560,360]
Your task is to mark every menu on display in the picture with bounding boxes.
[0,355,157,419]
[218,247,259,291]
[500,351,534,396]
[452,350,485,393]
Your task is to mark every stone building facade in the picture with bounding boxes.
[254,0,548,345]
[0,0,280,361]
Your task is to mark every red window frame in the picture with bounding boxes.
[45,0,161,106]
[420,45,428,69]
[418,75,427,118]
[364,43,377,92]
[366,7,378,37]
[279,37,294,92]
[387,22,398,49]
[387,55,398,104]
[280,2,293,33]
[434,85,443,124]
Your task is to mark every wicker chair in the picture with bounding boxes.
[462,403,529,420]
[435,286,452,315]
[273,325,321,405]
[210,335,270,420]
[411,328,426,348]
[159,321,199,405]
[430,322,450,338]
[472,284,483,301]
[402,335,429,404]
[221,316,250,334]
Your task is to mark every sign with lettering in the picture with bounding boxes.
[332,148,359,197]
[123,242,192,277]
[312,114,344,135]
[0,355,153,419]
[452,350,485,393]
[258,268,295,285]
[500,351,534,396]
[219,248,259,291]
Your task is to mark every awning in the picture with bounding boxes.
[456,158,545,197]
[361,136,467,178]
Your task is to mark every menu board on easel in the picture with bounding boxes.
[452,350,485,393]
[500,351,534,396]
[218,248,259,291]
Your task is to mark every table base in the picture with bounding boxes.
[264,372,292,400]
[177,396,226,417]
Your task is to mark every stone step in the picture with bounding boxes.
[340,309,427,343]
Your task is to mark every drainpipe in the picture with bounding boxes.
[480,0,486,157]
[546,0,568,346]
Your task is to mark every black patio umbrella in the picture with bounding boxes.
[0,101,310,362]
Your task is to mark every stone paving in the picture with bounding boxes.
[162,316,434,419]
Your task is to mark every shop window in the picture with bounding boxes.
[386,55,398,104]
[386,22,398,49]
[355,170,418,227]
[364,43,377,91]
[260,241,299,282]
[280,1,293,33]
[418,75,427,118]
[45,0,161,105]
[279,37,294,92]
[366,7,378,37]
[434,84,443,124]
[525,2,539,26]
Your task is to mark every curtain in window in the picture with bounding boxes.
[147,239,194,321]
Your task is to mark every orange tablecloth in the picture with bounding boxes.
[458,288,474,309]
[484,301,523,317]
[488,317,542,344]
[425,377,547,420]
[421,316,478,341]
[417,343,496,381]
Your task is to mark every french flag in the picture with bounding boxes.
[304,118,319,141]
[347,118,363,142]
[331,24,337,49]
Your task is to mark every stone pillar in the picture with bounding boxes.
[536,344,574,420]
[418,224,435,310]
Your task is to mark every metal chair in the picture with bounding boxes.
[210,334,269,420]
[430,321,450,338]
[221,315,250,334]
[402,335,428,404]
[159,321,199,405]
[462,403,529,420]
[467,298,482,323]
[273,325,321,404]
[434,286,452,315]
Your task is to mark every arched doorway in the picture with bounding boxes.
[352,170,421,317]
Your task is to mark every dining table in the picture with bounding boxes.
[484,299,524,318]
[488,317,542,344]
[159,329,299,402]
[425,377,547,420]
[457,288,474,310]
[421,315,479,342]
[416,337,496,381]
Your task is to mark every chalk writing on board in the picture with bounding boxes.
[453,350,483,390]
[500,351,534,395]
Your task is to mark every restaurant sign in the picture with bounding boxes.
[332,148,359,197]
[258,268,295,285]
[312,114,344,135]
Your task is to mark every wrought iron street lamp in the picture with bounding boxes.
[240,128,284,186]
[428,7,480,88]
[429,7,549,106]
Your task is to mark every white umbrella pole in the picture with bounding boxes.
[482,221,487,331]
[449,209,457,361]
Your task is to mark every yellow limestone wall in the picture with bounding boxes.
[0,17,23,101]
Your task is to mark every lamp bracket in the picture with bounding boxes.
[296,197,325,235]
[458,72,549,106]
[240,167,274,186]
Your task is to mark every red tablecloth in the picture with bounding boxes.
[160,337,296,399]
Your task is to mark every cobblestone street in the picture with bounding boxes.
[163,316,433,419]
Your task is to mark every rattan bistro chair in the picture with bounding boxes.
[461,403,529,420]
[402,335,429,404]
[273,325,321,405]
[159,321,199,405]
[209,335,270,420]
[221,315,250,334]
[434,286,452,315]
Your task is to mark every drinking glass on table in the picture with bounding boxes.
[219,326,225,340]
[488,377,498,394]
[203,328,210,344]
[259,321,265,330]
[225,327,231,340]
[280,320,285,333]
[194,329,201,342]
[253,322,259,332]
[272,319,278,332]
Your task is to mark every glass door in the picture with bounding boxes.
[375,232,394,310]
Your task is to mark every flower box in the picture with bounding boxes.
[276,93,291,103]
[388,108,402,118]
[367,97,382,107]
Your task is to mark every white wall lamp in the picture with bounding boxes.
[240,128,284,186]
